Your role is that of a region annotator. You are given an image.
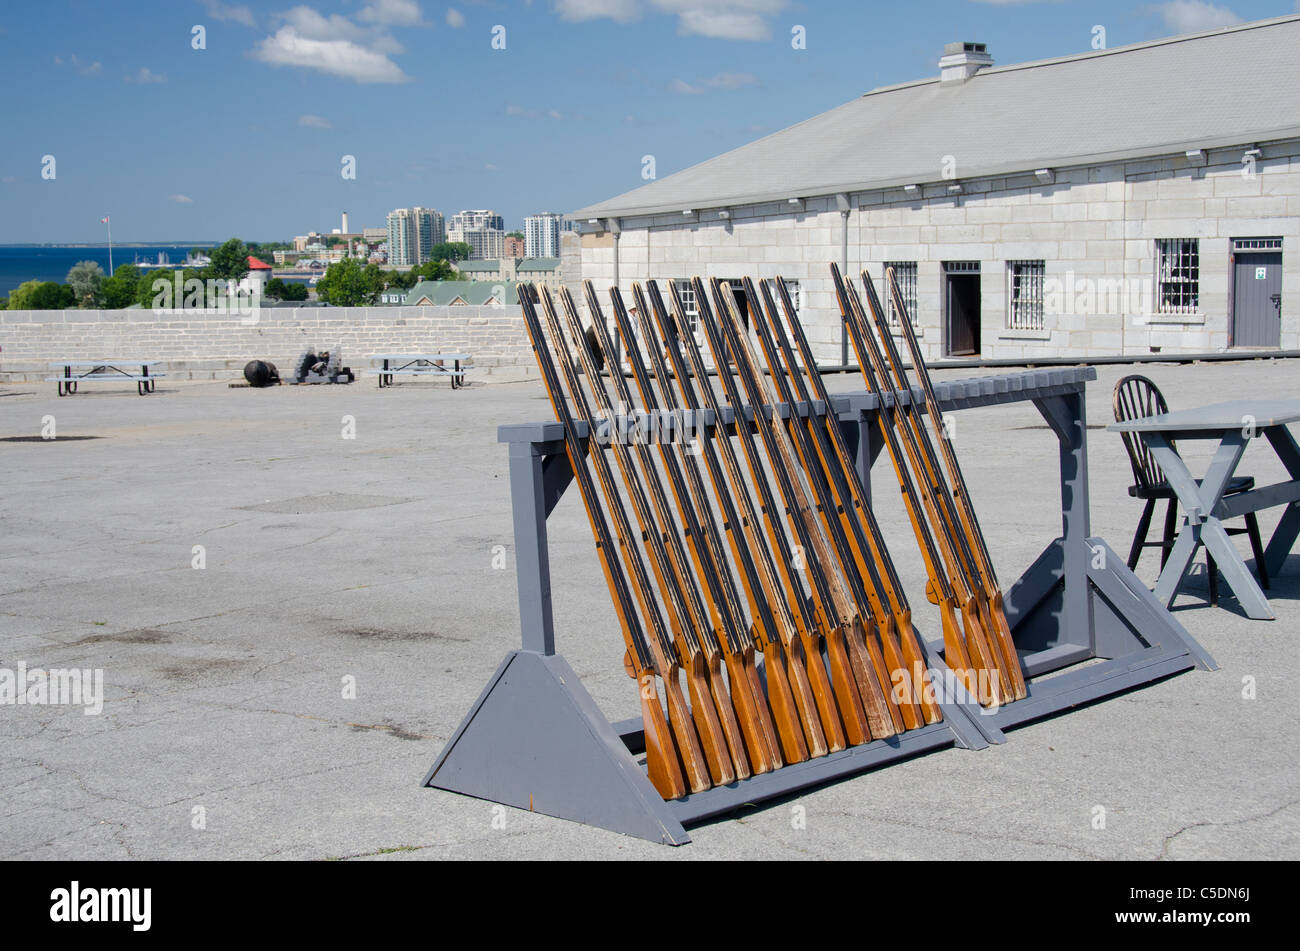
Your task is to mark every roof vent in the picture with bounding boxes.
[939,41,992,84]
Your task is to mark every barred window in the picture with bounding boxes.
[1155,239,1199,315]
[1007,260,1046,330]
[672,278,699,335]
[884,262,917,327]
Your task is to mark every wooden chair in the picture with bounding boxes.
[1113,374,1268,604]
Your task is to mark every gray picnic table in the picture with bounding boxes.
[47,360,164,396]
[368,353,471,389]
[1110,399,1300,619]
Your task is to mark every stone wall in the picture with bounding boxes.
[0,304,538,383]
[578,137,1300,363]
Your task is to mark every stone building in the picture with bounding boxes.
[571,16,1300,364]
[454,257,563,291]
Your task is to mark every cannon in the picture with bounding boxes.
[290,346,354,385]
[242,360,280,387]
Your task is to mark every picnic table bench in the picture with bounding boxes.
[46,360,165,396]
[1110,398,1300,619]
[369,353,471,389]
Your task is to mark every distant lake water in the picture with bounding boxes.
[0,245,215,296]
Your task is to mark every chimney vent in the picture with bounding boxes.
[939,41,992,84]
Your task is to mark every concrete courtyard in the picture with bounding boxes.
[2,358,1298,860]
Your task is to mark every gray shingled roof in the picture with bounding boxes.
[573,16,1300,220]
[404,280,520,306]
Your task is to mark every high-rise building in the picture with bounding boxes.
[448,209,505,233]
[386,207,446,267]
[446,210,506,260]
[525,213,563,258]
[504,235,525,258]
[448,227,506,260]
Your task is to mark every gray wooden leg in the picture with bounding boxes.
[509,441,558,654]
[1263,425,1300,577]
[1149,433,1272,619]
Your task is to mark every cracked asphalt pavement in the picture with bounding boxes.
[2,362,1297,859]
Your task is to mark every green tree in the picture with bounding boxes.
[280,280,308,301]
[386,269,419,290]
[100,264,140,309]
[315,258,376,306]
[13,281,74,309]
[428,241,472,263]
[66,260,106,307]
[414,259,457,282]
[264,277,288,300]
[506,230,523,240]
[7,280,43,309]
[207,238,251,282]
[136,268,208,309]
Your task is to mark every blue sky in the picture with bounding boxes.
[1,0,1295,243]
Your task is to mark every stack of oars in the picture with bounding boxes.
[519,271,1019,801]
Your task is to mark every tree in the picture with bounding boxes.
[315,258,376,306]
[414,259,457,282]
[99,264,140,309]
[428,241,472,263]
[7,280,43,309]
[264,278,308,302]
[136,268,207,309]
[506,230,523,240]
[66,260,106,307]
[385,269,419,290]
[280,281,308,301]
[11,281,73,309]
[207,238,251,282]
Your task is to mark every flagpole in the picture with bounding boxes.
[106,217,113,274]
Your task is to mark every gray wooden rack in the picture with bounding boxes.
[424,366,1216,844]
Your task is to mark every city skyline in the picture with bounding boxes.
[3,0,1294,242]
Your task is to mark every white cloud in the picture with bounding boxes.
[127,67,167,83]
[553,1,786,40]
[279,6,369,41]
[297,114,332,128]
[249,5,418,83]
[56,54,103,75]
[1149,1,1240,33]
[706,70,758,88]
[253,27,410,83]
[555,0,640,23]
[506,103,566,119]
[201,1,256,27]
[358,0,426,26]
[168,194,194,204]
[652,1,786,40]
[446,7,466,28]
[671,71,758,94]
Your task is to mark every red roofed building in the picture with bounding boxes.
[241,256,275,298]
